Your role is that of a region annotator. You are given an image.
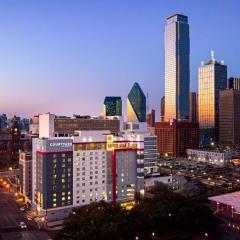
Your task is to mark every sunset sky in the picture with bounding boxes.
[0,0,239,119]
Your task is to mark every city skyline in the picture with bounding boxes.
[0,0,240,118]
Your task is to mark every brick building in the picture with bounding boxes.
[155,121,199,157]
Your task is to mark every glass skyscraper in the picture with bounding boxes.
[198,52,227,144]
[103,97,122,116]
[127,82,146,122]
[164,13,190,121]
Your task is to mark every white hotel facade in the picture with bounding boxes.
[32,126,156,221]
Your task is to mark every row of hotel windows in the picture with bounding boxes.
[75,170,105,176]
[75,143,106,151]
[76,180,105,187]
[76,156,105,161]
[76,151,106,156]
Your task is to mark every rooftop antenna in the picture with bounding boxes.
[211,50,215,62]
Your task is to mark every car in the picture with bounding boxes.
[19,222,27,229]
[27,217,32,221]
[20,207,25,211]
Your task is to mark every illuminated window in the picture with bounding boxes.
[53,203,57,207]
[62,179,65,183]
[68,196,71,200]
[62,197,65,201]
[53,198,56,202]
[62,192,65,196]
[53,193,56,197]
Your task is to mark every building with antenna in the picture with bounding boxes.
[198,51,227,144]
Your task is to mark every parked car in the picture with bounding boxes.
[19,222,27,229]
[20,206,25,211]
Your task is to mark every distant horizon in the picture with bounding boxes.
[1,0,240,119]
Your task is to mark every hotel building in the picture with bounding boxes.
[31,127,155,221]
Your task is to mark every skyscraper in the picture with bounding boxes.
[189,92,198,123]
[160,96,165,122]
[164,13,190,121]
[127,82,146,122]
[219,89,240,146]
[198,51,227,144]
[103,97,122,116]
[228,77,240,90]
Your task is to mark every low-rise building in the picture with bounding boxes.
[187,149,232,166]
[144,173,172,189]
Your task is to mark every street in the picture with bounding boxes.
[0,182,52,240]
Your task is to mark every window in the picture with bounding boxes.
[53,203,57,207]
[62,179,65,183]
[53,198,56,202]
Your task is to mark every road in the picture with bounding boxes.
[0,184,52,240]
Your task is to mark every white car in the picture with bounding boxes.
[20,222,27,229]
[20,207,25,211]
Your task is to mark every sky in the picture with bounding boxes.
[0,0,240,119]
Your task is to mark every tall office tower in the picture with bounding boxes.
[103,97,122,116]
[160,96,165,122]
[198,51,227,144]
[146,109,155,127]
[228,77,240,90]
[127,82,146,122]
[219,89,240,146]
[164,13,190,121]
[189,92,198,123]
